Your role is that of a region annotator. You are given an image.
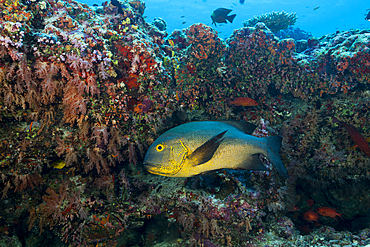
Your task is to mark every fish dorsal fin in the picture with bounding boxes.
[218,8,232,14]
[239,154,268,171]
[219,120,256,134]
[188,130,227,167]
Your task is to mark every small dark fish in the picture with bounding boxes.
[181,16,185,18]
[92,3,99,6]
[182,21,186,24]
[239,0,245,4]
[211,8,236,27]
[313,6,320,10]
[111,0,123,14]
[366,11,370,21]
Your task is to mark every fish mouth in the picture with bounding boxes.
[144,163,156,171]
[144,162,176,176]
[143,162,163,175]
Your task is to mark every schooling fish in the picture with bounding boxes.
[333,117,370,157]
[144,121,289,178]
[366,11,370,21]
[239,0,245,4]
[211,8,236,27]
[302,211,319,222]
[316,207,343,220]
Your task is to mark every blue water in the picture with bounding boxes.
[81,0,369,39]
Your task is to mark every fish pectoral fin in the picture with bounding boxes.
[188,130,227,167]
[240,154,268,171]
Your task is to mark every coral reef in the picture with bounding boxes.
[243,11,298,33]
[0,0,369,246]
[275,26,313,41]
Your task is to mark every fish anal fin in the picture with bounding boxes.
[264,136,289,178]
[188,130,227,167]
[198,170,220,176]
[239,154,268,171]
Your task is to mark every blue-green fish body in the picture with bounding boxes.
[144,121,289,178]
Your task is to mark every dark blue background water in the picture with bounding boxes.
[83,0,369,39]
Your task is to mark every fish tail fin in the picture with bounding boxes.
[264,136,289,178]
[226,14,236,23]
[338,213,344,220]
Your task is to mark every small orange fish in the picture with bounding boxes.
[302,211,319,222]
[288,205,300,212]
[307,199,315,207]
[228,97,258,107]
[316,207,343,220]
[333,117,370,157]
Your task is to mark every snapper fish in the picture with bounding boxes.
[228,97,258,107]
[316,207,343,220]
[144,121,289,178]
[302,211,319,222]
[333,117,370,157]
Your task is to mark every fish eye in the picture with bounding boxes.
[155,144,164,152]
